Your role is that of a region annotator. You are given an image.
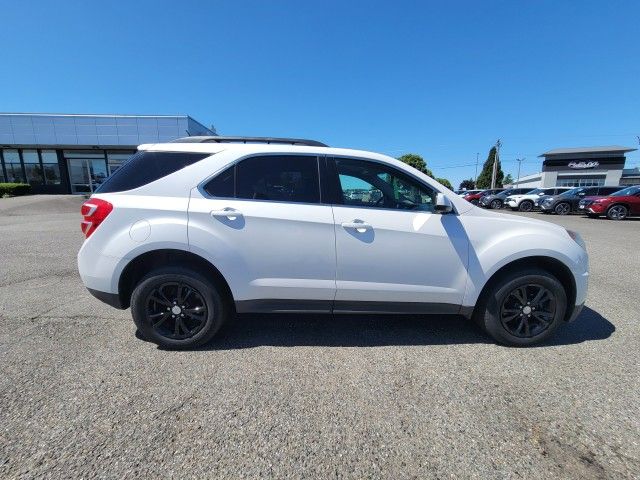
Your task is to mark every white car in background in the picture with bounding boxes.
[506,187,572,211]
[77,136,588,349]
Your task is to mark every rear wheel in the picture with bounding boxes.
[131,267,229,349]
[473,268,567,346]
[554,202,571,215]
[490,199,502,209]
[606,204,628,220]
[518,200,534,212]
[470,199,479,205]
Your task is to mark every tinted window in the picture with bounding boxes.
[96,151,210,193]
[236,155,320,203]
[598,186,621,195]
[335,158,436,211]
[204,165,234,198]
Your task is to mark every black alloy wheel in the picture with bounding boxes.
[490,199,502,209]
[473,268,567,346]
[130,267,228,349]
[499,284,556,338]
[518,200,534,212]
[145,282,208,340]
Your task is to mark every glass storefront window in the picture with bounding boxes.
[107,150,135,176]
[41,150,61,185]
[22,150,39,163]
[22,149,44,186]
[3,149,25,183]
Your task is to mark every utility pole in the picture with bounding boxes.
[515,157,525,186]
[491,139,501,188]
[474,152,479,184]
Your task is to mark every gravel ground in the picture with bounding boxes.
[1,195,638,479]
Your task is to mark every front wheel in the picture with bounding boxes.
[130,267,229,349]
[470,199,479,205]
[518,200,534,212]
[490,199,502,209]
[473,268,567,346]
[606,204,628,220]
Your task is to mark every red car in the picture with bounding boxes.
[584,185,640,220]
[464,188,504,205]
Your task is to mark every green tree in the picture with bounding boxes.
[398,154,434,178]
[436,177,453,190]
[503,173,514,185]
[476,146,504,188]
[459,179,475,190]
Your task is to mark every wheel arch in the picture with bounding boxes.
[470,256,577,322]
[117,249,234,310]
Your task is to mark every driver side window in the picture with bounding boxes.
[334,158,436,211]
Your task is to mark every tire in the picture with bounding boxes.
[473,268,567,347]
[554,202,571,215]
[470,199,479,205]
[490,199,502,209]
[518,200,534,212]
[130,267,229,349]
[606,204,628,220]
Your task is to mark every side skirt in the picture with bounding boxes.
[235,299,471,316]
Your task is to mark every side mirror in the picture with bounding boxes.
[435,193,453,213]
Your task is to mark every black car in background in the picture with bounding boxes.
[539,186,623,215]
[479,188,532,209]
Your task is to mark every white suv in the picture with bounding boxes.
[506,187,572,211]
[78,136,588,348]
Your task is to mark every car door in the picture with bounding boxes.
[188,154,336,312]
[328,156,469,313]
[631,189,640,214]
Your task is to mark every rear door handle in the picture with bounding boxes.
[210,208,243,220]
[341,220,371,233]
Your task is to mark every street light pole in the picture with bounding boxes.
[515,157,525,186]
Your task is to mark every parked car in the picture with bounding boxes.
[456,189,481,197]
[582,185,640,220]
[539,186,622,215]
[480,188,532,209]
[506,187,572,212]
[78,136,588,348]
[464,188,503,205]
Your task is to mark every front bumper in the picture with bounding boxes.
[506,200,518,208]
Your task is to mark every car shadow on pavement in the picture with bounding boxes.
[193,306,614,350]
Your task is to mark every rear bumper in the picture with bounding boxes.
[87,288,126,309]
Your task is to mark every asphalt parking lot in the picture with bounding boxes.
[1,195,638,479]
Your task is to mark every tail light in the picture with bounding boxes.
[81,198,113,238]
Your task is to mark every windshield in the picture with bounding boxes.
[559,187,583,197]
[611,186,640,197]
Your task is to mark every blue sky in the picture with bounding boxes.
[1,0,638,187]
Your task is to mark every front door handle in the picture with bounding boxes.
[341,220,371,233]
[210,208,243,220]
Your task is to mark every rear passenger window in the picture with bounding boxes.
[96,151,210,193]
[204,165,234,198]
[236,155,320,203]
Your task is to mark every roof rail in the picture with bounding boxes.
[169,136,328,147]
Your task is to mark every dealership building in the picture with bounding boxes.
[0,113,214,194]
[510,146,638,189]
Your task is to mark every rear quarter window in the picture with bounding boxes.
[96,151,210,193]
